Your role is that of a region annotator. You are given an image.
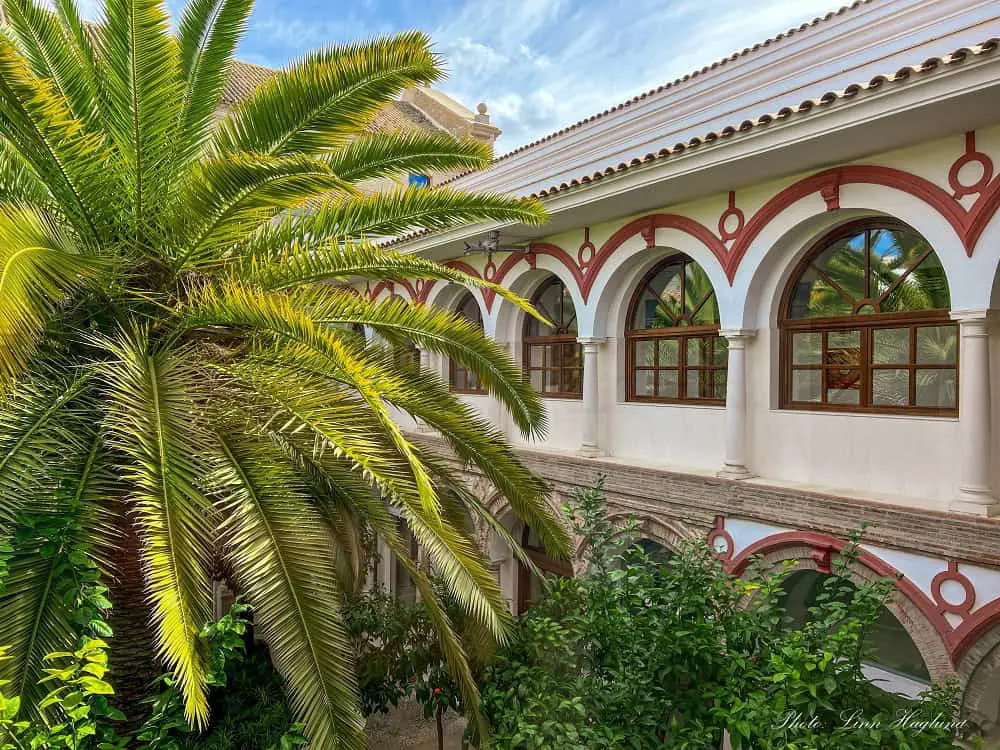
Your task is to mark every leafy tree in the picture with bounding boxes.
[0,0,570,746]
[478,482,967,749]
[344,585,485,750]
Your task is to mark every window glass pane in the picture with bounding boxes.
[632,265,682,329]
[916,326,957,365]
[529,369,543,391]
[657,370,679,399]
[711,336,729,366]
[792,332,822,365]
[686,369,722,400]
[687,337,708,366]
[657,338,679,366]
[544,369,560,393]
[789,267,855,319]
[872,369,909,407]
[879,247,949,313]
[869,228,909,300]
[457,293,482,327]
[634,340,655,367]
[562,367,582,396]
[529,345,544,367]
[712,369,727,400]
[915,369,957,409]
[562,343,582,368]
[826,368,861,404]
[791,370,822,402]
[872,328,910,365]
[634,370,654,397]
[692,292,719,326]
[826,330,861,367]
[531,279,578,335]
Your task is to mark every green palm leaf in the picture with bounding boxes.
[100,331,215,727]
[212,31,438,157]
[214,431,366,750]
[323,131,491,184]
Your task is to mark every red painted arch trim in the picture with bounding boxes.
[584,215,729,301]
[949,600,1000,666]
[727,530,956,665]
[727,165,972,283]
[368,279,419,302]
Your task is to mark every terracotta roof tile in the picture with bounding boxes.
[381,37,1000,248]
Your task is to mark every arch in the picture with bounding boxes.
[959,622,1000,732]
[728,530,955,680]
[368,279,418,303]
[776,218,957,415]
[623,254,727,404]
[573,512,695,561]
[523,276,583,398]
[449,290,486,394]
[780,568,932,690]
[492,255,588,347]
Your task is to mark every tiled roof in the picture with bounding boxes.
[382,36,1000,248]
[437,0,876,188]
[223,61,445,135]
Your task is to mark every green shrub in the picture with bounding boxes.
[477,481,967,749]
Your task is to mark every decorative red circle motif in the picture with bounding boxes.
[931,563,976,617]
[718,206,745,242]
[707,518,734,562]
[949,152,993,199]
[483,259,497,281]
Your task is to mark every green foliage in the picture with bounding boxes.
[136,601,306,750]
[0,0,566,743]
[478,481,968,750]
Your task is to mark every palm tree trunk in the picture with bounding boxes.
[107,514,160,730]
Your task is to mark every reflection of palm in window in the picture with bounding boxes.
[524,277,583,398]
[783,222,957,413]
[626,255,726,403]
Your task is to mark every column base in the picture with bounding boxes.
[717,465,756,481]
[950,490,1000,517]
[576,445,605,458]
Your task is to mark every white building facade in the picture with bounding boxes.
[371,0,1000,733]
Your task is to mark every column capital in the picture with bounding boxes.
[576,336,608,349]
[950,309,994,326]
[719,329,756,348]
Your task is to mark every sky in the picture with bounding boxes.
[97,0,849,151]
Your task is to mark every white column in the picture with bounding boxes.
[717,329,755,480]
[950,310,997,516]
[577,337,605,457]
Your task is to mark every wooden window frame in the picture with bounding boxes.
[449,292,487,395]
[516,525,573,615]
[779,220,958,417]
[523,277,583,399]
[624,256,726,405]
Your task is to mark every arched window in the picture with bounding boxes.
[516,524,573,615]
[625,255,726,403]
[781,221,956,414]
[781,570,930,696]
[450,292,485,394]
[524,277,582,398]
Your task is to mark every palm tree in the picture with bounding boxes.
[0,0,570,746]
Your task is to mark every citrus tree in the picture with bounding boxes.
[0,0,569,746]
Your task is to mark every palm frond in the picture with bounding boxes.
[211,30,438,157]
[0,429,114,723]
[0,366,94,527]
[172,154,354,270]
[99,0,182,230]
[99,331,215,727]
[0,35,112,242]
[232,240,550,330]
[184,284,441,519]
[52,0,111,128]
[323,131,490,184]
[175,0,252,165]
[214,430,366,750]
[265,186,547,242]
[2,0,99,126]
[0,137,50,203]
[0,203,104,390]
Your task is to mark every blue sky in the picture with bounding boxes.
[99,0,847,151]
